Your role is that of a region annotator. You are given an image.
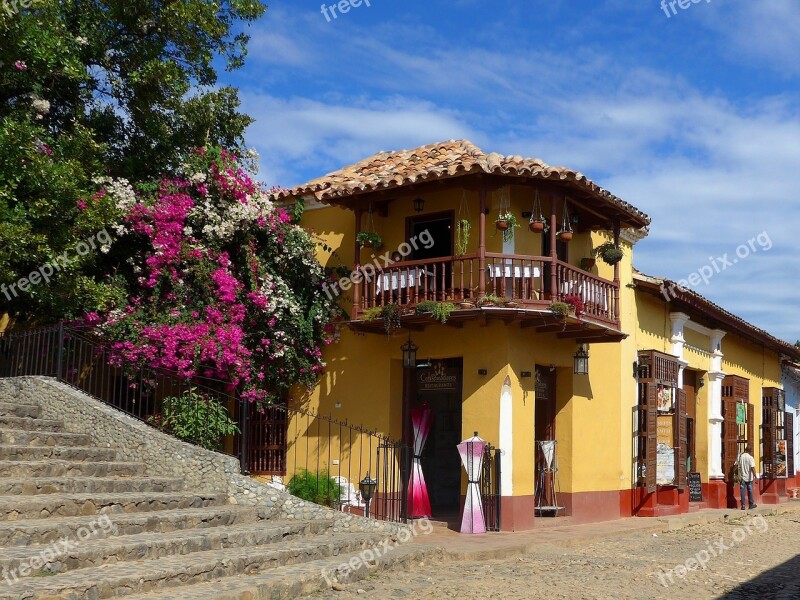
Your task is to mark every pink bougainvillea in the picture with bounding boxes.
[90,148,342,404]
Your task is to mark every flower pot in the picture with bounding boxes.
[558,231,573,242]
[580,258,596,270]
[504,300,519,308]
[361,241,374,249]
[529,220,545,233]
[496,220,510,231]
[459,302,474,310]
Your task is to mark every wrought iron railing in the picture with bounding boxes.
[0,323,410,523]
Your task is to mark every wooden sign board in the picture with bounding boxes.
[417,363,459,394]
[687,472,703,502]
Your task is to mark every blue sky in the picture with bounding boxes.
[222,0,800,344]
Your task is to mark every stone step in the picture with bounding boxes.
[0,505,260,547]
[0,401,40,419]
[0,476,185,496]
[0,519,332,577]
[77,543,438,600]
[0,460,146,478]
[0,532,386,600]
[0,445,119,462]
[0,490,226,521]
[0,429,92,447]
[0,415,64,432]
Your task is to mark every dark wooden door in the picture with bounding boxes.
[535,366,557,441]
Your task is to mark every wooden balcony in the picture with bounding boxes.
[351,253,623,341]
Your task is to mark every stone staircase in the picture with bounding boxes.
[0,393,432,599]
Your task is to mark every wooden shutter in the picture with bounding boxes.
[675,389,687,490]
[642,383,658,494]
[786,411,795,479]
[722,397,739,481]
[747,403,755,458]
[762,391,777,479]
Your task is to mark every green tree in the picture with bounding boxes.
[0,0,266,320]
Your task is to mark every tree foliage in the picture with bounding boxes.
[0,0,266,319]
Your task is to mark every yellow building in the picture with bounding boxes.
[271,140,800,530]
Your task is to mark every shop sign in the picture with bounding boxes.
[418,362,459,393]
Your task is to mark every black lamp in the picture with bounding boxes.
[574,345,589,376]
[359,473,377,518]
[401,332,418,369]
[413,197,425,213]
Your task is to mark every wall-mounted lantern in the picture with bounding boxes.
[401,333,418,369]
[413,197,425,213]
[573,345,589,376]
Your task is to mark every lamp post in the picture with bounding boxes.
[359,474,377,518]
[573,345,589,376]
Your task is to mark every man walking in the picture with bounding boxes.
[737,446,758,510]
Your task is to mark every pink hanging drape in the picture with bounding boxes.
[457,434,487,534]
[408,406,432,518]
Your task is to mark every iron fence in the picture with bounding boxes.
[0,323,410,523]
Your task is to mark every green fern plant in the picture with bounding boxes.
[415,301,456,324]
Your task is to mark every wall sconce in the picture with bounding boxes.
[573,345,589,376]
[477,369,488,376]
[520,371,532,378]
[413,197,425,213]
[632,360,639,379]
[698,375,705,388]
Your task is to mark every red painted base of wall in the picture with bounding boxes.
[559,490,624,524]
[705,478,765,508]
[627,486,688,517]
[759,478,789,504]
[500,495,536,532]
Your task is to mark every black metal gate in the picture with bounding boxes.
[481,443,501,532]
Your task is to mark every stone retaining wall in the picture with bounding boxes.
[0,377,404,534]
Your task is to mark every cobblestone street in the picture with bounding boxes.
[313,511,800,600]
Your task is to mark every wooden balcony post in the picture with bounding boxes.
[550,193,558,298]
[353,209,363,315]
[613,217,621,323]
[478,188,487,297]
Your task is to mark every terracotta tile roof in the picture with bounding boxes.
[275,140,650,226]
[633,271,800,362]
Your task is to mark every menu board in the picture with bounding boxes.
[687,473,703,502]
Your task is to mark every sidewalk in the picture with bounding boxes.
[410,500,800,560]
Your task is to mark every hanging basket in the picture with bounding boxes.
[558,230,573,242]
[496,219,510,231]
[529,219,546,233]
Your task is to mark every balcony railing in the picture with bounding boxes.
[353,253,619,327]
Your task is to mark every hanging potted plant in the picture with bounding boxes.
[529,189,546,233]
[455,219,471,256]
[557,197,573,242]
[580,257,596,271]
[592,242,624,265]
[495,212,519,242]
[356,231,382,249]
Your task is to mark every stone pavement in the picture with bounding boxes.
[311,502,800,599]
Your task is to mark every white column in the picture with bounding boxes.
[708,329,727,479]
[670,312,690,387]
[499,375,514,496]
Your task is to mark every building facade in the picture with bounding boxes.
[270,140,800,530]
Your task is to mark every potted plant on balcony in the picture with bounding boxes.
[356,231,382,249]
[415,301,457,324]
[592,242,624,266]
[455,219,471,256]
[495,212,519,242]
[563,294,584,319]
[580,257,596,271]
[557,197,573,241]
[549,301,571,320]
[529,189,546,233]
[476,294,503,308]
